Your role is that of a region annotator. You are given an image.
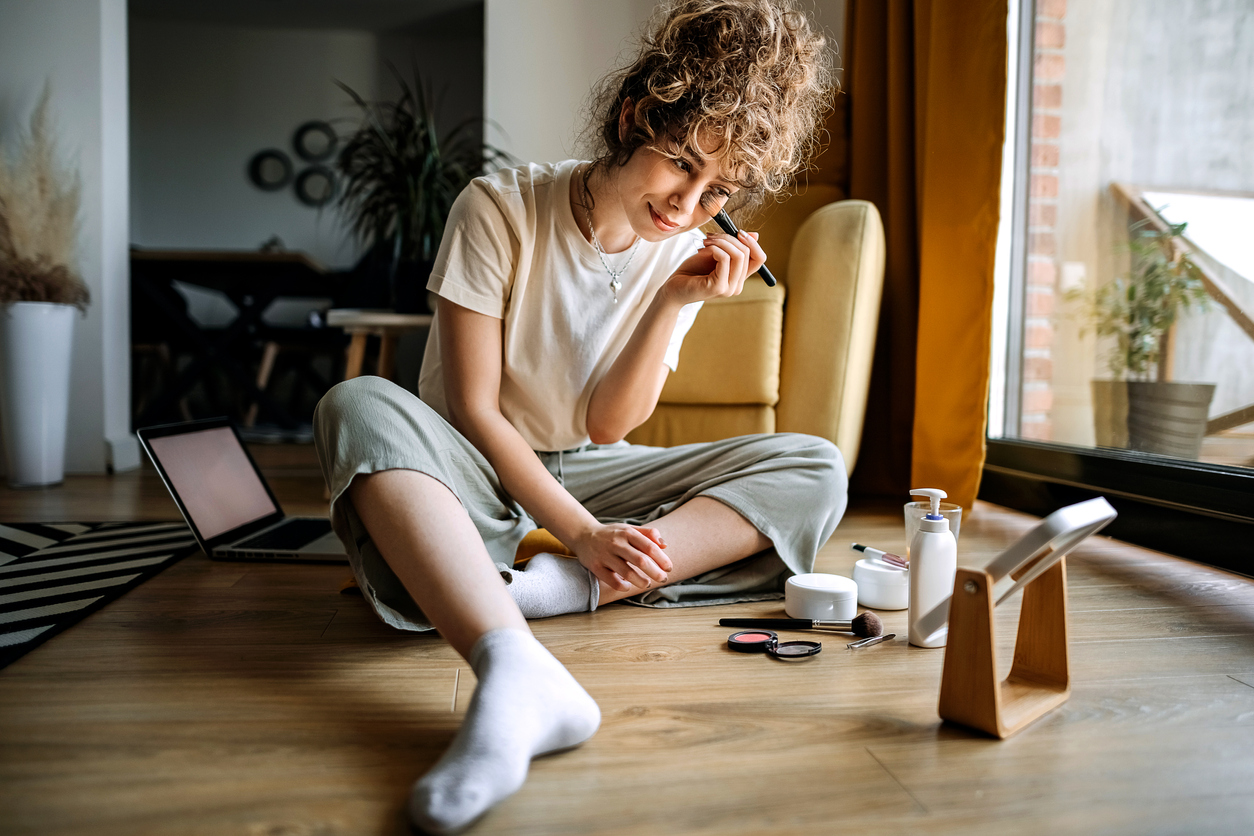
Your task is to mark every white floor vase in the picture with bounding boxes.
[0,302,76,487]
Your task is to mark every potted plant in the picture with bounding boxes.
[335,65,510,313]
[0,88,90,487]
[1068,218,1213,458]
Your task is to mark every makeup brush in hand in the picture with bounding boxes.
[719,612,884,638]
[713,209,776,286]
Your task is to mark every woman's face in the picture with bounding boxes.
[611,140,742,243]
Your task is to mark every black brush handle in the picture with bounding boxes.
[720,618,813,629]
[713,209,777,287]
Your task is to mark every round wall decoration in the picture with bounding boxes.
[248,149,293,191]
[293,120,338,162]
[294,166,337,207]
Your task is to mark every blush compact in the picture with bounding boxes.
[726,630,822,660]
[727,630,778,652]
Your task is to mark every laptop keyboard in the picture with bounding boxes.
[233,518,332,551]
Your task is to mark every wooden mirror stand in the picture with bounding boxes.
[937,558,1071,739]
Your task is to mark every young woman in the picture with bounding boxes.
[314,1,839,831]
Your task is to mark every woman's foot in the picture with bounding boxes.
[409,628,601,833]
[502,552,599,618]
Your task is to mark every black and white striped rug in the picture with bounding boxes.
[0,521,198,669]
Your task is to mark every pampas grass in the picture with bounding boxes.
[0,85,89,311]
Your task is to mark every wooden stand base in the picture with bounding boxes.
[938,558,1070,739]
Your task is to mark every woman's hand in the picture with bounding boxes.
[573,523,673,593]
[659,230,765,307]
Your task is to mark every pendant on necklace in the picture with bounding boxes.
[585,199,638,305]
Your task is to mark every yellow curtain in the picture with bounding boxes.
[845,0,921,501]
[845,0,1007,509]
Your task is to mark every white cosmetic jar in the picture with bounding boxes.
[853,558,909,610]
[785,573,858,621]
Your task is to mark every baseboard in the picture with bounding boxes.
[106,433,142,473]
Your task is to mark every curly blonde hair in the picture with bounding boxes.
[582,0,834,213]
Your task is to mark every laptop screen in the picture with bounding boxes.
[146,426,278,541]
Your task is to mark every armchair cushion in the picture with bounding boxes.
[776,200,885,474]
[657,280,785,405]
[630,403,774,447]
[626,199,885,475]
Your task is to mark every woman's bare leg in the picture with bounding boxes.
[347,468,527,657]
[348,468,599,834]
[597,496,772,605]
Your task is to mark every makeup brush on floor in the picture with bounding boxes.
[719,612,884,638]
[852,543,909,570]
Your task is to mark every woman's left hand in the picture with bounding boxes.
[572,522,672,593]
[660,230,765,307]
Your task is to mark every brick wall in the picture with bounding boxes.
[1020,0,1064,440]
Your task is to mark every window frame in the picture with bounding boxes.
[1000,0,1036,438]
[982,439,1254,572]
[981,0,1254,571]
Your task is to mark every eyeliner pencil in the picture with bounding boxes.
[713,209,777,286]
[721,618,846,629]
[719,614,883,638]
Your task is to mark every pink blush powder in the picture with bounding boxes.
[734,633,772,642]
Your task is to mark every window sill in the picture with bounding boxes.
[981,438,1254,574]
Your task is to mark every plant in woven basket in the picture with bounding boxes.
[336,63,511,270]
[0,87,89,312]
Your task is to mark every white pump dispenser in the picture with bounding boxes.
[907,488,957,648]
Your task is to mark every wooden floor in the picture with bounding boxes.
[3,445,1254,835]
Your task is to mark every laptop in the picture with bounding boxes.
[137,418,347,563]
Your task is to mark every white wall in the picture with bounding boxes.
[484,0,844,166]
[129,19,378,269]
[1052,0,1254,444]
[379,3,484,153]
[0,0,137,474]
[484,0,660,165]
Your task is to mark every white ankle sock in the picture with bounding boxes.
[409,628,601,833]
[502,552,599,618]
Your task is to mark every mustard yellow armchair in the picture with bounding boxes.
[626,199,886,475]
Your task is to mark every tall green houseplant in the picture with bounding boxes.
[1069,218,1215,458]
[1077,219,1210,381]
[336,65,509,312]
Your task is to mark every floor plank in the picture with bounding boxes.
[2,444,1253,835]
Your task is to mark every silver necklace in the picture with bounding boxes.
[585,206,640,304]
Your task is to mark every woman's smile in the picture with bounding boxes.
[648,203,681,233]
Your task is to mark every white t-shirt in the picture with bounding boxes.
[418,160,704,452]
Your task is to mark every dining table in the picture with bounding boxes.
[130,247,343,430]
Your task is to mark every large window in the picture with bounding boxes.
[985,0,1254,567]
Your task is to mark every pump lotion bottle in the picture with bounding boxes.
[907,488,957,648]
